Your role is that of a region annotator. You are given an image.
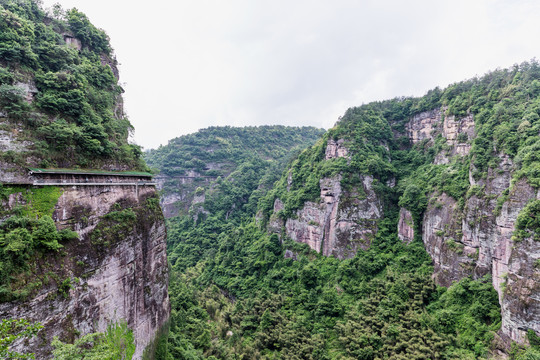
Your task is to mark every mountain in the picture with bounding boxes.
[158,61,540,359]
[0,1,168,358]
[144,125,325,219]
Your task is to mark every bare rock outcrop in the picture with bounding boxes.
[271,139,382,259]
[401,108,540,344]
[154,172,217,218]
[417,134,539,343]
[406,108,475,164]
[499,181,540,343]
[407,109,442,144]
[325,139,349,160]
[398,208,414,244]
[422,193,477,287]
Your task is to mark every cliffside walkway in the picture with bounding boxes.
[28,168,157,187]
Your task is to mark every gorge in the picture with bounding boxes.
[1,0,540,359]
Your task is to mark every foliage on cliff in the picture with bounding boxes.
[0,185,79,302]
[261,60,540,228]
[0,318,42,359]
[0,0,144,170]
[161,61,540,359]
[146,126,325,178]
[52,320,135,360]
[166,214,500,359]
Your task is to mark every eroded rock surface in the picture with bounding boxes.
[398,208,414,244]
[499,181,540,343]
[407,108,475,165]
[0,185,169,359]
[325,139,349,160]
[274,139,383,259]
[154,172,216,218]
[414,114,539,344]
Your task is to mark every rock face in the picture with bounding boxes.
[0,184,169,359]
[407,109,442,144]
[273,106,539,346]
[0,120,34,183]
[422,177,539,344]
[408,109,539,344]
[406,108,475,164]
[325,139,349,160]
[500,181,540,343]
[274,140,382,259]
[397,208,414,244]
[422,192,477,287]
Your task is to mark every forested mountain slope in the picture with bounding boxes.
[0,0,146,183]
[0,1,168,358]
[144,126,325,218]
[159,62,540,359]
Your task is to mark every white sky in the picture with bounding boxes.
[41,0,540,149]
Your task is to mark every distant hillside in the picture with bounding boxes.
[144,125,325,218]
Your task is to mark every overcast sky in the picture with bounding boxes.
[41,0,540,149]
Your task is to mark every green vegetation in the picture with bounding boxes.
[52,320,135,360]
[28,167,153,177]
[513,199,540,242]
[90,208,137,248]
[0,0,145,169]
[161,61,540,358]
[166,214,501,359]
[2,0,540,357]
[145,125,324,221]
[146,126,325,178]
[0,318,42,359]
[509,330,540,359]
[0,185,78,301]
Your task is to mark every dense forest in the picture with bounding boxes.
[0,0,144,169]
[145,125,325,219]
[159,61,540,360]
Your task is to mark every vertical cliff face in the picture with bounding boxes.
[0,2,170,357]
[500,181,540,343]
[275,101,539,347]
[270,140,382,259]
[154,171,218,218]
[0,183,169,359]
[406,109,540,344]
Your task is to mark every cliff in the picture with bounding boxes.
[0,1,169,358]
[0,182,169,359]
[402,108,540,345]
[263,62,540,352]
[269,153,382,260]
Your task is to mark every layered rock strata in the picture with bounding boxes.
[408,109,539,344]
[271,140,382,260]
[0,184,169,359]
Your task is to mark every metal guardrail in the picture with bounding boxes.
[31,182,157,186]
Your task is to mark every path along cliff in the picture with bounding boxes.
[0,170,169,359]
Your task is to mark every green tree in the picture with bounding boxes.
[0,319,42,360]
[52,320,135,360]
